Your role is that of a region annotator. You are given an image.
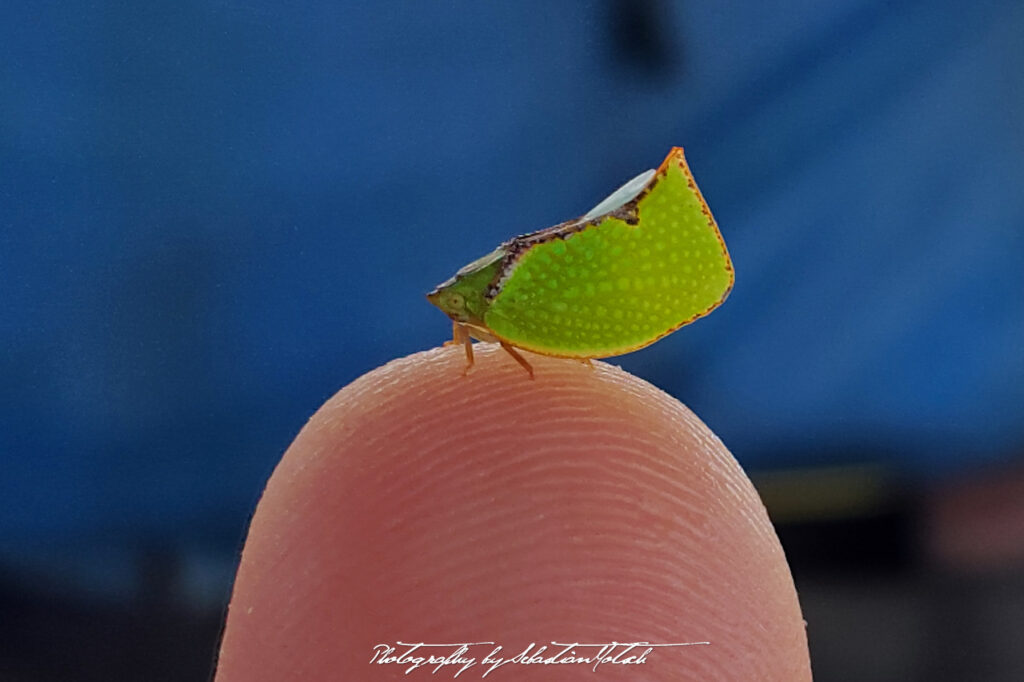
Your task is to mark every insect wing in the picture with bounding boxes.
[483,149,732,358]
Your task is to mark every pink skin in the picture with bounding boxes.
[215,345,811,681]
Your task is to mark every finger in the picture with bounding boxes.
[215,344,810,681]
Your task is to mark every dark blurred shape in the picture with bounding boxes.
[760,462,1024,682]
[607,0,678,79]
[755,464,917,575]
[0,560,222,682]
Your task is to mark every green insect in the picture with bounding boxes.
[428,147,734,377]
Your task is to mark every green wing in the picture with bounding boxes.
[483,148,733,358]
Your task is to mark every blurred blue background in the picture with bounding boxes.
[2,1,1023,680]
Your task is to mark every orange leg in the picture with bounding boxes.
[577,358,594,369]
[459,325,475,376]
[499,341,534,379]
[444,322,475,375]
[443,320,460,347]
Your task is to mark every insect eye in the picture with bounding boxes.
[447,292,465,309]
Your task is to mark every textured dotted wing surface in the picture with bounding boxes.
[483,160,732,357]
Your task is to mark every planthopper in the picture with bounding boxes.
[427,147,734,377]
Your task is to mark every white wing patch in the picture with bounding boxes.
[582,168,656,220]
